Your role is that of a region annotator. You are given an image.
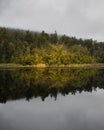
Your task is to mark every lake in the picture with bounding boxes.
[0,68,104,130]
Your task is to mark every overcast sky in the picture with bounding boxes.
[0,0,104,41]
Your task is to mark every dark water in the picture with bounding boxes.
[0,68,104,130]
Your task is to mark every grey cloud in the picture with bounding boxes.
[0,0,104,41]
[0,0,12,13]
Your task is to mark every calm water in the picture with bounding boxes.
[0,68,104,130]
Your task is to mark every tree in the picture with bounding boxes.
[50,31,58,44]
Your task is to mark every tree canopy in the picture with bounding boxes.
[0,27,104,65]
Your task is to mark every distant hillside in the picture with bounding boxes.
[0,27,104,65]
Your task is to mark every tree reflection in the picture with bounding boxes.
[0,68,104,103]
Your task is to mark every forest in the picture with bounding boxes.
[0,27,104,65]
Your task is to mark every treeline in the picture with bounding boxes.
[0,27,104,65]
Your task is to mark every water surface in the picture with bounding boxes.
[0,68,104,130]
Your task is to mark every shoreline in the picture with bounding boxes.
[0,63,104,69]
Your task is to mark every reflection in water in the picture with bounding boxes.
[0,68,104,130]
[0,68,104,103]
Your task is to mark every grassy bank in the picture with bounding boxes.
[0,63,104,69]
